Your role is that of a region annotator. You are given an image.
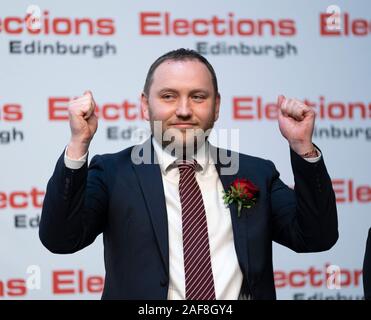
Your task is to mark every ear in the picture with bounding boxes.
[141,92,150,121]
[214,93,221,122]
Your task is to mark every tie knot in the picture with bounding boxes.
[177,159,197,174]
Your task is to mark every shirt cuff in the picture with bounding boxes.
[64,146,88,169]
[303,147,322,163]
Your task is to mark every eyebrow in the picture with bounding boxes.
[189,89,210,96]
[157,88,211,95]
[157,88,178,95]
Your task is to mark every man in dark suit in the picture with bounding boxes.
[363,228,371,300]
[39,48,338,300]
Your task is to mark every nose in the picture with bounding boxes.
[175,98,192,119]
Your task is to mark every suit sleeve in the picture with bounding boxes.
[39,150,108,253]
[268,146,338,253]
[363,228,371,300]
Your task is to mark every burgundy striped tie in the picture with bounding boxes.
[177,159,216,300]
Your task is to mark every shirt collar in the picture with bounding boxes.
[152,136,211,175]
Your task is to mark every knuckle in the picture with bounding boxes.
[281,100,288,110]
[68,103,76,113]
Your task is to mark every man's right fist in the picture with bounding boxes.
[67,90,98,159]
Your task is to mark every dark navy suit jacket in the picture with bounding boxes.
[39,139,338,299]
[363,228,371,300]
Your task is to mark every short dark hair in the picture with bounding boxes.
[143,48,219,97]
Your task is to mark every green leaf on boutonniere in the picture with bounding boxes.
[223,178,259,217]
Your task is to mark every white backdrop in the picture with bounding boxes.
[0,0,370,299]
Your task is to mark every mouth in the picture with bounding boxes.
[169,123,198,129]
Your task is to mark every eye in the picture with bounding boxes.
[192,95,206,102]
[162,94,176,101]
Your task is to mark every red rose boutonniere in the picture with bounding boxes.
[223,178,259,217]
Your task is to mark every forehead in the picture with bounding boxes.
[150,59,213,92]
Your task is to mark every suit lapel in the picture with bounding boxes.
[131,139,169,276]
[213,146,249,275]
[131,141,250,279]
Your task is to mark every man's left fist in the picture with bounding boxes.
[277,95,316,155]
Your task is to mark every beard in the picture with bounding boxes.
[151,120,214,159]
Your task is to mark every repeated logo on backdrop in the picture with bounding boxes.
[0,9,116,58]
[233,96,371,142]
[0,2,370,300]
[0,99,23,144]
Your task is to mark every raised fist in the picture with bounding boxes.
[67,90,98,159]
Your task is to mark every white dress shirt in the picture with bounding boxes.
[151,138,244,299]
[64,140,321,300]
